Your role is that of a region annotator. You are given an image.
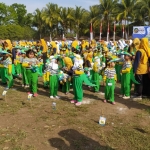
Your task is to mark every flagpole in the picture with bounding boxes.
[107,22,109,42]
[113,21,116,42]
[122,20,125,39]
[123,25,125,39]
[90,22,93,41]
[100,22,102,41]
[125,20,128,40]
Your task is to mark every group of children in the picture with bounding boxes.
[0,38,139,106]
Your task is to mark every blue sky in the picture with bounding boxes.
[4,0,99,13]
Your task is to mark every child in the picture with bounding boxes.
[46,56,59,99]
[71,54,95,106]
[115,52,123,82]
[91,56,102,92]
[37,52,43,77]
[14,49,22,76]
[58,70,71,95]
[85,48,93,67]
[1,51,13,89]
[103,59,117,105]
[22,50,39,97]
[0,53,7,85]
[130,51,139,93]
[120,52,132,99]
[61,54,73,94]
[20,50,29,88]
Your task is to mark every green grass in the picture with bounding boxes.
[0,82,150,150]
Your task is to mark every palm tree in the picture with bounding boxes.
[72,6,89,39]
[136,0,150,25]
[133,3,147,26]
[98,0,118,24]
[89,5,101,35]
[59,7,74,36]
[116,0,136,38]
[33,8,44,39]
[116,0,136,23]
[41,3,60,40]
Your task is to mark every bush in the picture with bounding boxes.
[0,25,36,40]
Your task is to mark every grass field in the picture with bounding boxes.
[0,78,150,150]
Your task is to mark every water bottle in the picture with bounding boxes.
[52,102,56,110]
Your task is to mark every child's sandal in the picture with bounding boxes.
[75,102,82,106]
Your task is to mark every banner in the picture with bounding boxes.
[132,26,150,39]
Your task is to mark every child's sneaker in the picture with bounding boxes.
[22,84,25,87]
[50,96,54,99]
[132,96,142,101]
[24,85,29,88]
[123,96,130,99]
[28,92,32,95]
[55,96,60,99]
[100,92,105,95]
[70,100,77,104]
[33,93,38,97]
[5,87,9,90]
[75,102,82,106]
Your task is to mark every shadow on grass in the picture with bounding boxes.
[133,127,147,134]
[49,129,114,150]
[0,98,3,101]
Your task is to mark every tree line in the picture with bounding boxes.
[0,0,149,40]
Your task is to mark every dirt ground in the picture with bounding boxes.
[0,78,150,150]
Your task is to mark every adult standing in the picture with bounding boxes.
[133,38,150,100]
